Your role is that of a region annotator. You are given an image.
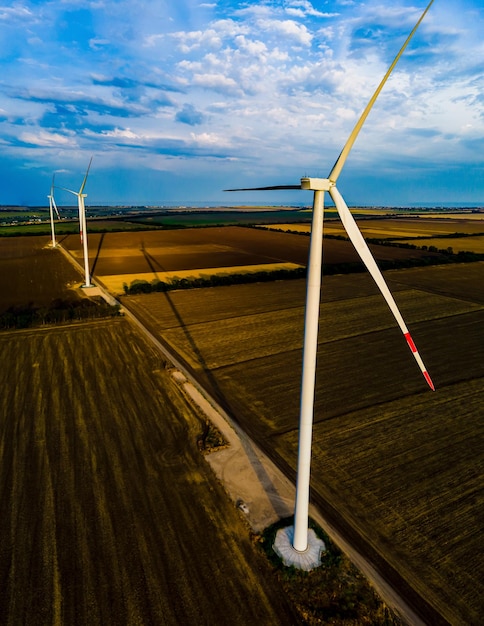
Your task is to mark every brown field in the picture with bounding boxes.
[263,217,484,239]
[4,229,484,623]
[0,319,299,625]
[122,263,484,625]
[0,236,83,312]
[60,227,445,287]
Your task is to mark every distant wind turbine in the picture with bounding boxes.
[47,175,60,248]
[226,0,435,569]
[58,158,93,288]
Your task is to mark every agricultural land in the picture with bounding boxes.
[60,225,454,296]
[58,211,483,626]
[2,209,483,624]
[120,266,484,626]
[0,319,302,625]
[0,230,406,626]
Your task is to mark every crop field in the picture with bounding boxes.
[60,226,447,295]
[262,216,484,239]
[122,263,484,625]
[100,262,303,295]
[0,319,299,625]
[401,235,484,254]
[425,212,484,220]
[0,236,83,312]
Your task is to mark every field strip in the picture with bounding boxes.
[99,262,304,294]
[400,236,484,254]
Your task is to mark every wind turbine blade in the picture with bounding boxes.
[224,184,301,191]
[79,156,93,195]
[52,195,60,220]
[328,0,434,184]
[50,174,60,219]
[330,185,434,390]
[56,185,78,197]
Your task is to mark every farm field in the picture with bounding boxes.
[127,208,312,227]
[60,226,447,295]
[0,236,83,312]
[261,216,484,239]
[400,235,484,254]
[0,319,299,625]
[4,227,483,623]
[121,263,484,625]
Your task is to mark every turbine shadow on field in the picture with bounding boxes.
[162,290,287,519]
[140,241,164,279]
[137,240,287,513]
[91,233,105,276]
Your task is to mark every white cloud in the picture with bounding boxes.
[0,6,34,21]
[99,128,139,140]
[20,130,75,147]
[257,19,313,47]
[192,73,240,94]
[234,35,267,57]
[284,1,339,19]
[190,132,230,147]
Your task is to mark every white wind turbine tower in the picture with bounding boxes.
[226,0,435,570]
[58,158,93,288]
[47,175,61,248]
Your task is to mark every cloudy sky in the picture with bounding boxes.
[1,0,482,207]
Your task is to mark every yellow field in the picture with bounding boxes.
[99,262,303,295]
[424,212,484,220]
[400,236,484,254]
[260,217,484,240]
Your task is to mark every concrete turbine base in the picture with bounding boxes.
[273,525,325,571]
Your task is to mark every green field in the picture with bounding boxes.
[122,264,484,625]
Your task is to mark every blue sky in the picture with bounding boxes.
[0,0,482,207]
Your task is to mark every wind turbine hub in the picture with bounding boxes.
[300,177,333,191]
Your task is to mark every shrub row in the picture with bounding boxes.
[124,267,307,294]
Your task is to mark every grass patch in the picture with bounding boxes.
[259,517,402,625]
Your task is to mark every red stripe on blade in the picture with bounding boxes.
[424,371,435,391]
[404,332,417,353]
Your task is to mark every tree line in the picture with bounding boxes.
[0,298,121,330]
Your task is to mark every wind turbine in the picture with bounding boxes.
[58,158,93,288]
[226,0,435,569]
[47,175,61,248]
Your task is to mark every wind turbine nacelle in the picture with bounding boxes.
[300,177,333,191]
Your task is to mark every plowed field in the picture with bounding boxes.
[122,263,484,625]
[0,320,298,625]
[0,236,82,311]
